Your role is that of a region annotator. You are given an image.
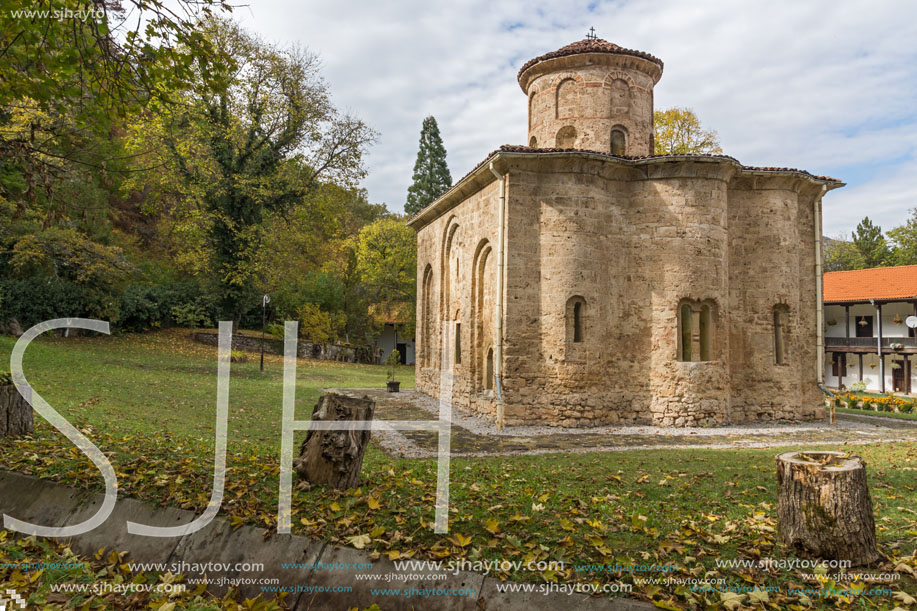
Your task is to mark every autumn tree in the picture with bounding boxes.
[133,18,376,325]
[852,217,890,269]
[0,0,231,221]
[405,116,452,216]
[823,237,866,272]
[355,218,417,335]
[653,107,722,155]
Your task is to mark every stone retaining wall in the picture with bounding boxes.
[192,332,364,363]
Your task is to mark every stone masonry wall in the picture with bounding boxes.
[413,155,829,427]
[524,54,657,156]
[192,332,359,363]
[414,178,502,419]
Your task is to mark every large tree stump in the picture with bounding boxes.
[1,384,33,437]
[293,393,374,489]
[776,451,880,566]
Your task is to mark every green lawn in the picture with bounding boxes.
[1,330,915,610]
[0,328,411,446]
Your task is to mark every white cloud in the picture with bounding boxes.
[235,0,917,232]
[825,158,917,237]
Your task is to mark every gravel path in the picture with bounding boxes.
[328,388,917,458]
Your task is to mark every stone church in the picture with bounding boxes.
[408,38,843,427]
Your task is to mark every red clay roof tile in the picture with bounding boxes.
[824,265,917,303]
[517,38,664,83]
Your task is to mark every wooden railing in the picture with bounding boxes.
[825,337,917,348]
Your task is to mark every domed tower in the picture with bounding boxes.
[518,37,663,156]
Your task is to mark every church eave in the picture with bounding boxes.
[405,147,844,231]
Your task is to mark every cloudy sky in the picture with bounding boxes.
[235,0,917,237]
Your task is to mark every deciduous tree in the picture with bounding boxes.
[823,237,866,272]
[887,209,917,266]
[653,107,722,155]
[355,218,416,335]
[133,18,376,325]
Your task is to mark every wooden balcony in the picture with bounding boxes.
[825,336,917,353]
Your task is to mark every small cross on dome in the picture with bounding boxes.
[586,26,597,40]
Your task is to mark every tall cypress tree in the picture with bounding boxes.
[405,116,452,216]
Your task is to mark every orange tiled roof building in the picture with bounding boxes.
[824,265,917,394]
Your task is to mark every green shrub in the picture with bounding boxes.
[230,350,249,363]
[119,285,173,332]
[265,322,286,339]
[0,278,92,329]
[0,371,12,385]
[121,282,217,332]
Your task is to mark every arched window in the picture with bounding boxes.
[556,125,576,148]
[573,302,584,343]
[699,304,711,361]
[774,304,789,365]
[485,347,494,390]
[471,240,492,392]
[442,221,460,320]
[610,127,627,156]
[421,265,434,366]
[566,296,587,358]
[609,78,630,115]
[679,302,693,362]
[678,299,716,362]
[454,322,462,365]
[556,78,576,119]
[529,135,538,148]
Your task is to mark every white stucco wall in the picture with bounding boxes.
[824,301,916,393]
[824,302,914,339]
[375,323,415,365]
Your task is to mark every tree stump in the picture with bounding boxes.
[1,384,33,437]
[776,451,880,566]
[293,393,374,489]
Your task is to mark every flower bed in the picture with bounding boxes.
[836,393,916,414]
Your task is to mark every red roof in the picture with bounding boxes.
[824,265,917,303]
[518,39,663,83]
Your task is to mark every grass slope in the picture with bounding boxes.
[1,330,915,610]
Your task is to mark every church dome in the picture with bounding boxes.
[517,38,664,88]
[519,36,663,156]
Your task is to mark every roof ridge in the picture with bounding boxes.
[825,264,917,275]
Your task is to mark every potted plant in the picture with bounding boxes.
[386,349,401,392]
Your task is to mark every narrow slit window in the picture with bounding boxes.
[454,323,462,364]
[699,304,711,361]
[774,306,786,365]
[679,303,693,362]
[573,302,584,342]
